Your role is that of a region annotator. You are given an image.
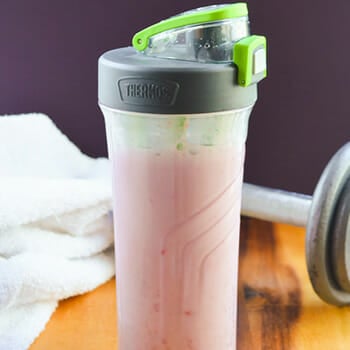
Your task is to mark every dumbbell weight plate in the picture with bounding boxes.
[332,178,350,293]
[306,143,350,306]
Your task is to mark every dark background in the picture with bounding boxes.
[1,0,349,194]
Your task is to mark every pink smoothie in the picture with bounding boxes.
[112,145,244,350]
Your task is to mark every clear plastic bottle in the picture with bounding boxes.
[99,3,266,349]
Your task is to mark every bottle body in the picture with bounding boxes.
[101,106,252,350]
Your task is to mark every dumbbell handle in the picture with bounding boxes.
[242,183,312,227]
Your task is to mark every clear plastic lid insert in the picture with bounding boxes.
[132,4,250,63]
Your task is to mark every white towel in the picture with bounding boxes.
[0,114,115,350]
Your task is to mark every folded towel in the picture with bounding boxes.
[0,114,115,350]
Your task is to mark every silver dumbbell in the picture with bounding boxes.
[241,143,350,306]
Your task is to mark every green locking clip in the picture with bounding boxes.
[233,35,267,87]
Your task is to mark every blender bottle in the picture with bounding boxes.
[98,3,266,349]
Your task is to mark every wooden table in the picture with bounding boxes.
[31,219,350,350]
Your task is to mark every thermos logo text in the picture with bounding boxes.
[118,78,179,106]
[126,83,168,99]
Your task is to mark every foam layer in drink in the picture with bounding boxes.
[112,144,244,350]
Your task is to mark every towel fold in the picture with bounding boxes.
[0,114,115,350]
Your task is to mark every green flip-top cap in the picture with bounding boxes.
[132,3,249,51]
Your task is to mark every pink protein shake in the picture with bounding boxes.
[112,143,245,350]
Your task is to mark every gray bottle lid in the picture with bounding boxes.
[98,4,266,114]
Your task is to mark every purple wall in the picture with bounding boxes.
[1,0,349,194]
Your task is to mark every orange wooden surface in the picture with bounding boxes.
[30,219,350,350]
[30,279,117,349]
